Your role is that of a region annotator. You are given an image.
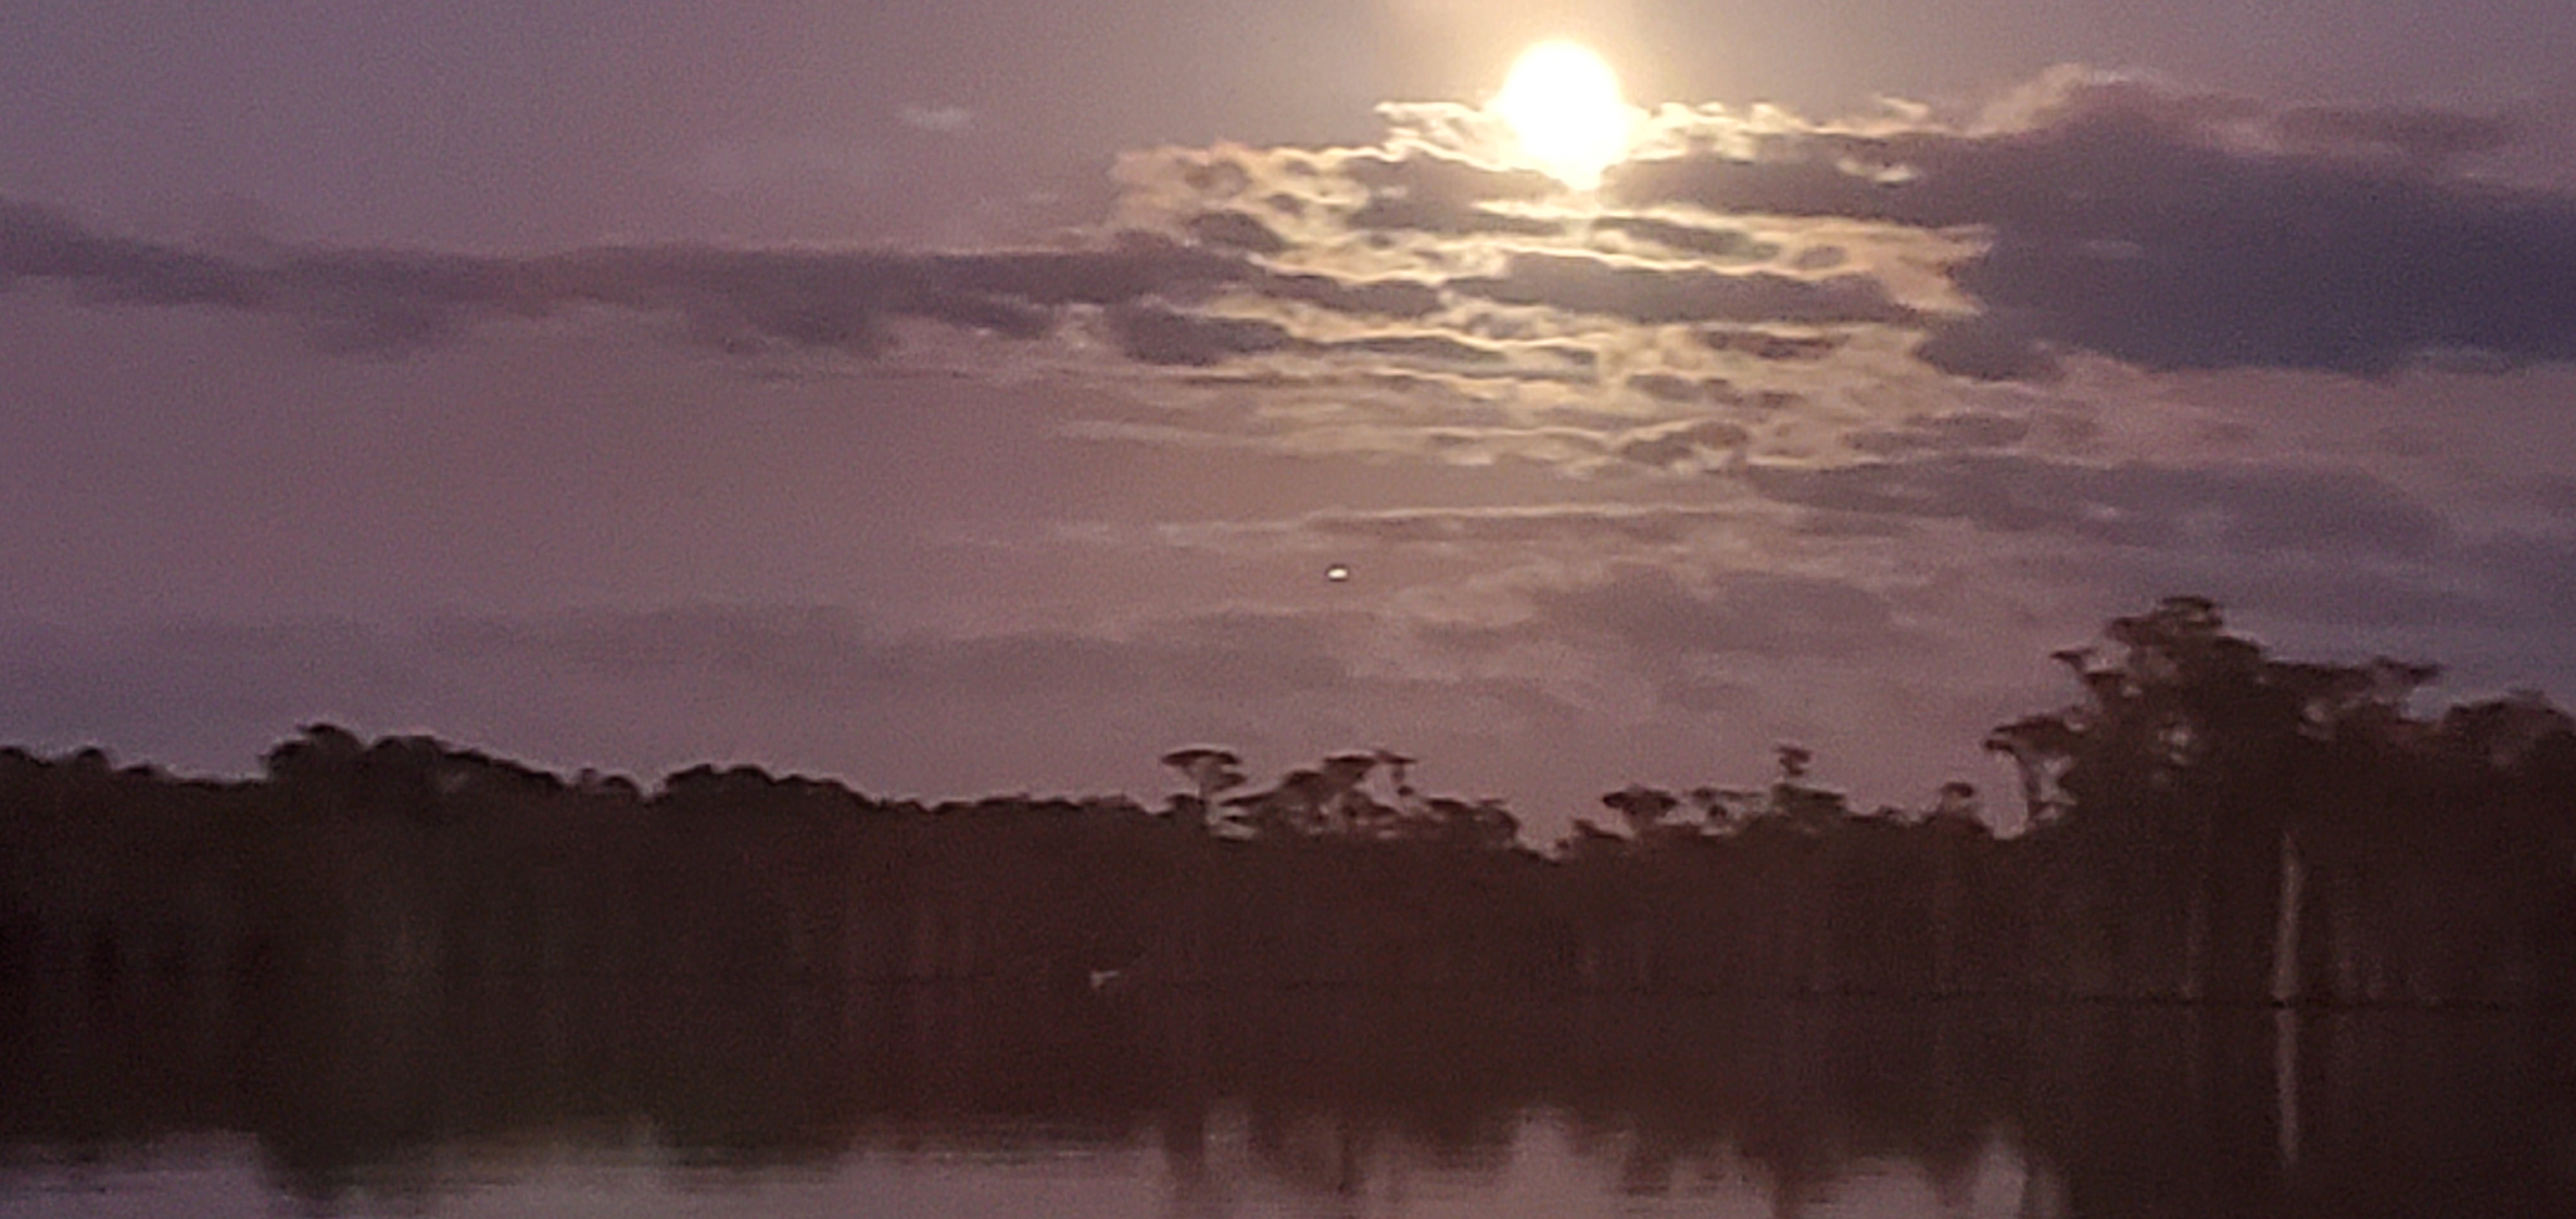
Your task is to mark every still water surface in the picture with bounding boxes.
[3,977,2569,1217]
[0,1119,2047,1219]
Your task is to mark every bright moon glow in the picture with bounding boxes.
[1489,42,1633,190]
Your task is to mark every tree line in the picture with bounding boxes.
[4,597,2575,1008]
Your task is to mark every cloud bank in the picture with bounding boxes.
[10,66,2567,518]
[8,67,2563,385]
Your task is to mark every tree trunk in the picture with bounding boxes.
[2269,829,2304,1006]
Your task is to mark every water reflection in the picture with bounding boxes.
[3,972,2571,1216]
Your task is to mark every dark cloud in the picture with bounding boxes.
[1329,147,1565,238]
[1616,420,1752,469]
[15,66,2573,402]
[1528,342,1600,372]
[1321,332,1509,365]
[1910,318,2064,382]
[1611,73,2576,376]
[1175,155,1260,199]
[1591,215,1781,261]
[1695,327,1846,362]
[1338,150,1555,207]
[2027,550,2496,635]
[1335,146,1524,190]
[2272,104,2524,168]
[1182,210,1290,256]
[0,198,262,308]
[1109,305,1529,371]
[0,199,1247,356]
[1346,193,1561,238]
[1108,303,1294,365]
[1742,454,2448,557]
[1449,252,1915,327]
[1625,372,1738,404]
[1255,270,1444,319]
[280,250,525,353]
[1294,505,1735,548]
[1843,411,2032,456]
[1526,565,1907,659]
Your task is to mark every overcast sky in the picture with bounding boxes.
[6,0,2575,835]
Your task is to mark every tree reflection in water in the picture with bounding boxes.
[3,974,2569,1217]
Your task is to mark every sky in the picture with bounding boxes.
[6,0,2576,837]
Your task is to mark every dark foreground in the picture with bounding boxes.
[4,970,2572,1218]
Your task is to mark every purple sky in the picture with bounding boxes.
[6,1,2576,836]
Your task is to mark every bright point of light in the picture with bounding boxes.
[1489,41,1634,190]
[1325,564,1353,583]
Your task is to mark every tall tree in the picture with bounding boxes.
[1160,746,1246,832]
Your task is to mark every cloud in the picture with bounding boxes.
[1614,418,1751,469]
[0,198,261,308]
[1740,453,2448,558]
[2270,103,2523,167]
[1611,68,2576,376]
[1590,215,1781,261]
[1107,302,1295,365]
[2025,549,2494,635]
[1909,318,2063,383]
[1253,270,1443,318]
[0,200,1248,356]
[1843,411,2032,456]
[1107,302,1550,370]
[1446,252,1916,327]
[1521,565,1910,661]
[1346,190,1561,238]
[1285,505,1746,549]
[11,65,2574,488]
[1334,146,1559,236]
[13,66,2573,390]
[1696,327,1846,362]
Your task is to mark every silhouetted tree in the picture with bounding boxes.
[1372,748,1420,813]
[1764,744,1851,834]
[1222,767,1330,839]
[1600,785,1682,845]
[1160,746,1246,831]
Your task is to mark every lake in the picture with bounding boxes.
[4,974,2571,1217]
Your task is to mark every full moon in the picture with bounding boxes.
[1489,42,1634,190]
